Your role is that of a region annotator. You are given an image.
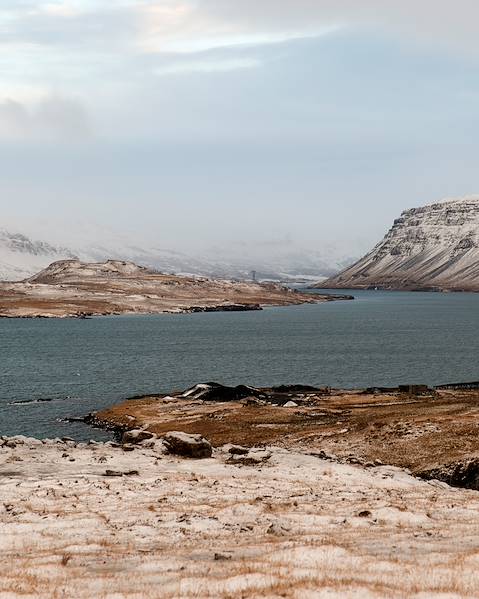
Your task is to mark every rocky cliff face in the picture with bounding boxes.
[319,196,479,290]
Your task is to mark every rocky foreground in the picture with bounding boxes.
[2,433,479,599]
[317,195,479,291]
[0,259,348,318]
[94,382,479,483]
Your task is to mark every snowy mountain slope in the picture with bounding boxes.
[0,229,77,282]
[0,227,354,282]
[318,196,479,290]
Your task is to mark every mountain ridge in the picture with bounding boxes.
[0,227,354,283]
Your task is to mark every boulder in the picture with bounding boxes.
[163,432,212,458]
[283,401,298,408]
[227,449,272,466]
[227,444,249,455]
[122,429,155,445]
[267,522,291,536]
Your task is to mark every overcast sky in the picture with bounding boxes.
[1,1,479,260]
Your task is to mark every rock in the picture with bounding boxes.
[283,401,298,408]
[267,522,291,536]
[228,445,249,455]
[104,470,123,477]
[138,439,157,448]
[241,397,264,407]
[181,382,262,403]
[163,432,212,459]
[121,429,154,445]
[418,458,479,490]
[310,450,337,461]
[228,450,272,466]
[214,552,232,561]
[358,510,372,518]
[103,469,139,477]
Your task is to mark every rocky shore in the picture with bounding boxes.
[90,382,479,486]
[3,432,479,598]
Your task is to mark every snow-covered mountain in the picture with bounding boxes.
[318,196,479,291]
[0,229,78,281]
[0,227,353,282]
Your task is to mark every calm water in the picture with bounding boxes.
[1,289,479,440]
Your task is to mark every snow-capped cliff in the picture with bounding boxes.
[319,196,479,291]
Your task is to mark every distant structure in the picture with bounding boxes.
[251,270,257,282]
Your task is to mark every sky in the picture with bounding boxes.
[1,1,479,263]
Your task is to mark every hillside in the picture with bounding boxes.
[317,196,479,291]
[0,259,349,318]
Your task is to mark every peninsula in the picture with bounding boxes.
[0,259,351,318]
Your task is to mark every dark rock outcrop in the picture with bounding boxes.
[418,458,479,490]
[181,383,264,402]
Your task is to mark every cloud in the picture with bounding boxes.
[2,1,479,59]
[137,1,339,54]
[138,0,479,57]
[0,96,91,141]
[153,57,260,76]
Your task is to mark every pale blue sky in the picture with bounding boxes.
[1,1,479,260]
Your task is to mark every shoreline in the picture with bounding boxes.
[0,295,355,320]
[311,284,479,293]
[82,381,479,489]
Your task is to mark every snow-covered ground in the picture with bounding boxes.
[1,436,479,598]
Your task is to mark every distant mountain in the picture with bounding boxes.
[0,227,354,283]
[317,196,479,291]
[0,229,77,281]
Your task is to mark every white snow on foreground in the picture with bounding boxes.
[1,437,479,598]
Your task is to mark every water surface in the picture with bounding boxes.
[1,289,478,439]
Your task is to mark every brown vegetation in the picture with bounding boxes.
[0,259,344,318]
[96,387,479,475]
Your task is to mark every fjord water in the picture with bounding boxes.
[1,289,479,440]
